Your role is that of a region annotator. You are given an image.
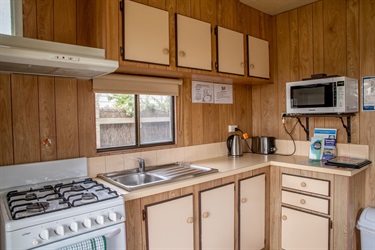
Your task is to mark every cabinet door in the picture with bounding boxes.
[239,174,265,250]
[217,26,244,75]
[248,36,269,78]
[282,207,329,250]
[200,183,235,250]
[176,14,212,70]
[124,0,169,65]
[146,195,194,250]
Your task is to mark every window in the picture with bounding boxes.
[93,74,181,152]
[0,0,23,36]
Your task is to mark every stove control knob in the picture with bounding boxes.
[55,225,65,236]
[108,212,117,222]
[83,218,92,228]
[96,215,105,225]
[39,229,50,240]
[32,239,40,246]
[70,222,79,232]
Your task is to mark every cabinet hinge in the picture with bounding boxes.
[215,62,218,70]
[330,220,333,229]
[214,26,218,35]
[142,209,147,221]
[120,1,124,11]
[120,47,124,57]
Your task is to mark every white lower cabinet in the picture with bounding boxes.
[239,174,265,250]
[281,207,329,250]
[200,183,235,250]
[146,195,194,250]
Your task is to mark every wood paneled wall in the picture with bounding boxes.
[253,0,375,206]
[0,0,270,165]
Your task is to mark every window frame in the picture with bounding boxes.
[96,94,176,153]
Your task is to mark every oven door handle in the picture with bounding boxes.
[104,228,121,239]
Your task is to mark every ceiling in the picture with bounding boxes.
[240,0,319,16]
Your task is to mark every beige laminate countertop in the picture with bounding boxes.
[96,153,369,201]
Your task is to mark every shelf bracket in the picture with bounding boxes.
[339,116,352,143]
[296,117,310,141]
[284,113,355,143]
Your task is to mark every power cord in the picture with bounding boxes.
[273,115,298,156]
[235,128,253,153]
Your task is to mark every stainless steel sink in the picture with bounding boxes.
[98,162,218,191]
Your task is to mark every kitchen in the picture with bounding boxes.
[0,0,374,249]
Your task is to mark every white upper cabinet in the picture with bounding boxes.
[176,14,212,70]
[248,36,270,78]
[216,26,244,75]
[123,0,169,65]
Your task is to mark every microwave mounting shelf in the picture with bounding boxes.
[283,113,356,143]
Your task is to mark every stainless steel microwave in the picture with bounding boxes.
[286,76,358,114]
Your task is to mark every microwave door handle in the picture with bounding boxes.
[105,228,121,239]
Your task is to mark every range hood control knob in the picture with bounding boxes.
[39,229,50,240]
[109,212,117,222]
[83,218,92,228]
[70,222,79,232]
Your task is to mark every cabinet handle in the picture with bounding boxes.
[241,198,247,203]
[300,182,307,187]
[300,199,306,205]
[240,62,244,68]
[187,217,193,224]
[202,212,209,218]
[282,215,287,221]
[162,48,169,55]
[250,64,255,69]
[178,51,186,57]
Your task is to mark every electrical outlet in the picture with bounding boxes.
[228,125,237,132]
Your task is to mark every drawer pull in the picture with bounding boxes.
[250,64,255,69]
[300,199,306,205]
[241,198,247,203]
[300,182,307,187]
[202,212,209,218]
[282,215,287,221]
[162,48,169,55]
[187,217,193,224]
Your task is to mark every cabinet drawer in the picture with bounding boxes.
[282,190,329,214]
[282,174,330,196]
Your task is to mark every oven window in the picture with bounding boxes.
[291,83,334,108]
[95,93,175,151]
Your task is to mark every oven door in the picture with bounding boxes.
[33,223,126,250]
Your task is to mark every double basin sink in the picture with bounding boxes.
[98,162,218,191]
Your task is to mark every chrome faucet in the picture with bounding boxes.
[137,158,145,174]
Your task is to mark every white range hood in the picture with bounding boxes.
[0,34,119,79]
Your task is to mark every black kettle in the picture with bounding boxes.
[227,134,243,157]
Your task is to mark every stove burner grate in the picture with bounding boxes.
[26,202,50,212]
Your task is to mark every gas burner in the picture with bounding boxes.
[71,185,85,191]
[82,193,96,200]
[26,202,50,212]
[25,193,37,200]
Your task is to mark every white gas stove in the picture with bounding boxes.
[0,158,126,250]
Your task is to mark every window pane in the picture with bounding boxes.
[95,93,136,149]
[140,95,173,145]
[0,0,23,36]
